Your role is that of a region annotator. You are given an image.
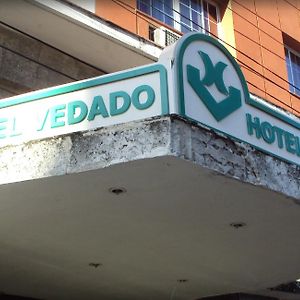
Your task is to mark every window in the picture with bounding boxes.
[137,0,174,27]
[177,0,218,35]
[137,0,219,36]
[285,46,300,97]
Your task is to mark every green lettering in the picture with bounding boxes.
[296,136,300,157]
[0,118,7,139]
[37,109,49,132]
[246,113,261,139]
[132,85,155,110]
[87,96,109,121]
[261,121,275,144]
[68,101,88,125]
[110,91,131,116]
[273,126,285,149]
[10,117,22,137]
[51,104,66,128]
[284,131,296,154]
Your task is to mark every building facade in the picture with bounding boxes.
[96,0,300,117]
[0,1,299,300]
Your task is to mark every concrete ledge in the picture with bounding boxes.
[170,116,300,200]
[1,115,299,200]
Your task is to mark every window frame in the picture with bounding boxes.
[174,0,220,35]
[285,45,300,97]
[137,0,220,36]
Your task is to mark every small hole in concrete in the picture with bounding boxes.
[230,222,246,229]
[88,263,102,268]
[177,279,188,283]
[109,187,127,195]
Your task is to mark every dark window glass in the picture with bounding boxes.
[137,0,219,37]
[179,0,216,34]
[137,0,174,27]
[164,0,174,26]
[191,0,200,11]
[138,0,150,14]
[149,26,156,41]
[208,2,217,22]
[285,47,300,96]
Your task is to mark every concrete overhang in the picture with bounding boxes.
[0,0,162,73]
[0,115,299,300]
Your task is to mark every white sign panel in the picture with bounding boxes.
[0,64,169,147]
[168,33,300,166]
[0,32,299,167]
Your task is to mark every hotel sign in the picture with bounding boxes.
[171,34,300,166]
[0,65,168,146]
[0,33,299,166]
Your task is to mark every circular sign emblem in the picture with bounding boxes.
[175,33,250,123]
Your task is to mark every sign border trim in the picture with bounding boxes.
[0,64,170,115]
[175,33,300,130]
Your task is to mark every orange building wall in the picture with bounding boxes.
[232,0,300,116]
[95,0,176,43]
[96,0,300,117]
[95,0,137,34]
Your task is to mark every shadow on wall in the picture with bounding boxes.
[0,293,41,299]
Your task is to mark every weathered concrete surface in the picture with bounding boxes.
[170,116,300,200]
[0,115,299,200]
